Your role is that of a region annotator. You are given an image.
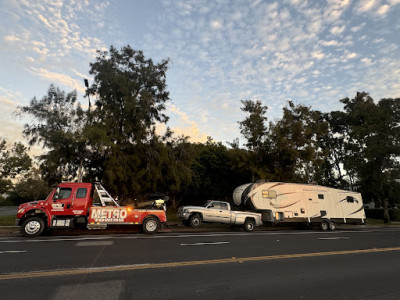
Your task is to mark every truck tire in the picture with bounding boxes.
[142,217,159,234]
[328,221,336,231]
[21,217,45,238]
[190,214,202,228]
[320,221,329,231]
[244,219,255,232]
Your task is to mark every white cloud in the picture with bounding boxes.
[210,20,223,29]
[28,67,86,93]
[167,104,208,143]
[330,25,346,35]
[358,0,379,12]
[377,4,390,15]
[4,35,20,43]
[321,40,342,46]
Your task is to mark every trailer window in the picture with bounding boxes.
[318,194,324,199]
[76,188,87,198]
[262,190,277,199]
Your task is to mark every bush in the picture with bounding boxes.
[365,208,400,222]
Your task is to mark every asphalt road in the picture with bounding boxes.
[1,228,400,299]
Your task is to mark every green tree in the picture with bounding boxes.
[238,99,268,151]
[17,85,88,184]
[8,168,51,205]
[87,45,170,196]
[337,92,400,223]
[237,99,273,181]
[0,138,32,198]
[269,101,329,183]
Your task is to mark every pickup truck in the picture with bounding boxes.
[177,200,263,232]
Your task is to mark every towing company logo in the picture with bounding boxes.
[51,203,64,211]
[90,207,128,222]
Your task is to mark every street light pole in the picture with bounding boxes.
[84,78,91,108]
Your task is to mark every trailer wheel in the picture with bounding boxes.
[21,217,45,238]
[190,214,202,228]
[244,219,255,232]
[320,221,329,231]
[142,217,159,234]
[328,221,336,231]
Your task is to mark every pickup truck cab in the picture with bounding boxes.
[177,200,263,232]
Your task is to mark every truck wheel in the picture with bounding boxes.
[142,217,159,234]
[190,214,202,228]
[21,217,45,238]
[328,221,336,231]
[244,219,255,232]
[320,221,329,231]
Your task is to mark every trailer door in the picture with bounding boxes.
[304,192,327,220]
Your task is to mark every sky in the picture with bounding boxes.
[1,0,400,155]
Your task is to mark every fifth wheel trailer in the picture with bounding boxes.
[233,182,366,230]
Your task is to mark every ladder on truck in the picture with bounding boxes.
[94,182,119,206]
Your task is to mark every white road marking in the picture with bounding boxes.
[76,241,114,246]
[0,250,26,254]
[180,241,230,246]
[0,229,394,244]
[318,237,349,240]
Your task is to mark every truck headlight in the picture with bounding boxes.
[17,208,25,214]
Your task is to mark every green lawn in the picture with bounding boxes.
[0,215,16,226]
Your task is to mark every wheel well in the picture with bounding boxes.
[190,212,202,220]
[143,215,160,223]
[245,217,255,223]
[19,210,47,226]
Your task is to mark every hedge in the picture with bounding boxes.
[364,208,400,222]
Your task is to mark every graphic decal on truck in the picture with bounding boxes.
[90,207,128,222]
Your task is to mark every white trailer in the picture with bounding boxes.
[233,182,366,230]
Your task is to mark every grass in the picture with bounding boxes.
[0,215,16,226]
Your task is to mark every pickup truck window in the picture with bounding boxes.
[203,201,212,207]
[220,203,228,210]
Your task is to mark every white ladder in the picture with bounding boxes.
[94,182,119,206]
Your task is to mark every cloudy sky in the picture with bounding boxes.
[1,0,400,152]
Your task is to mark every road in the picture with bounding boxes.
[1,228,400,299]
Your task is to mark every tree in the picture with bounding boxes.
[87,45,171,196]
[0,138,32,198]
[17,85,88,184]
[335,92,400,223]
[238,100,268,151]
[8,168,50,205]
[268,101,329,183]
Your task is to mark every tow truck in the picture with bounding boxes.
[15,182,167,237]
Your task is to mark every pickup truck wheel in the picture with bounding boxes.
[244,219,255,232]
[21,217,45,238]
[142,217,159,234]
[190,214,202,228]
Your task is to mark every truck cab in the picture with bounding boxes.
[16,183,94,237]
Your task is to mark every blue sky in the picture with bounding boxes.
[1,0,400,154]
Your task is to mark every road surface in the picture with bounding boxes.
[1,228,400,299]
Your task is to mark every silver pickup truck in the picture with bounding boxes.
[177,200,263,232]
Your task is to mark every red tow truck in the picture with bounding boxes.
[15,182,167,237]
